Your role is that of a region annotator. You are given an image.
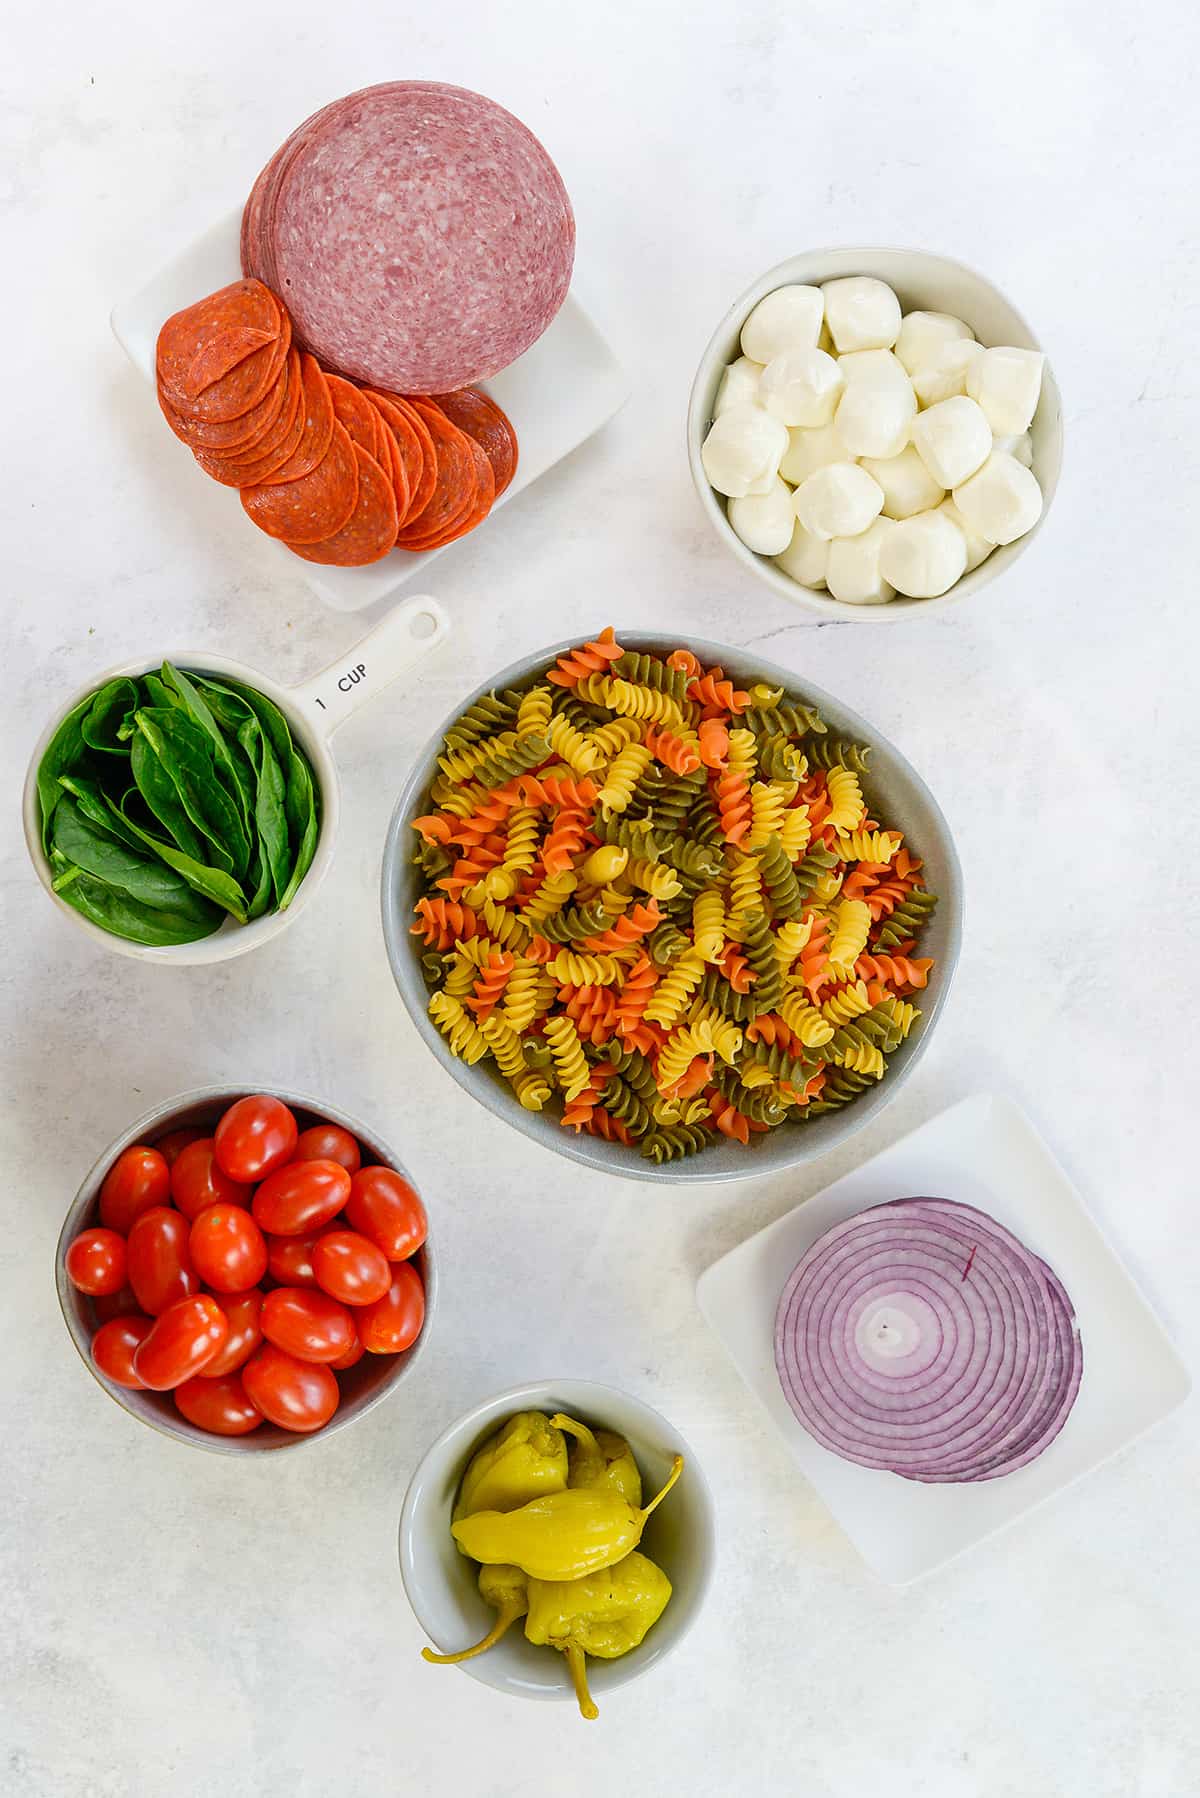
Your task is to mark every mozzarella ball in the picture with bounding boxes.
[937,497,994,573]
[778,420,851,485]
[774,520,830,589]
[834,362,917,460]
[895,311,974,376]
[727,477,796,555]
[992,430,1034,468]
[825,518,897,606]
[740,285,824,362]
[701,406,790,498]
[759,346,844,426]
[966,346,1044,434]
[911,395,992,489]
[836,348,907,382]
[952,451,1044,545]
[912,339,984,408]
[793,463,884,541]
[879,510,967,598]
[860,445,944,520]
[821,277,902,352]
[713,356,763,417]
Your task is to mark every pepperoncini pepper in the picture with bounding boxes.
[452,1411,568,1526]
[451,1454,684,1581]
[552,1412,643,1505]
[524,1551,673,1721]
[421,1564,527,1666]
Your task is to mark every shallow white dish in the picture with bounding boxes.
[697,1094,1189,1584]
[687,247,1064,623]
[111,211,629,612]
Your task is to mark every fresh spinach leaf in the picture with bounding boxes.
[132,708,252,882]
[57,774,144,850]
[80,678,140,754]
[279,749,320,910]
[114,795,249,922]
[37,692,96,855]
[161,663,255,837]
[131,730,212,864]
[48,851,222,945]
[236,716,291,905]
[51,796,221,924]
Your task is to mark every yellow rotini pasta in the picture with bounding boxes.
[693,889,725,962]
[428,991,490,1064]
[825,899,872,978]
[596,743,652,816]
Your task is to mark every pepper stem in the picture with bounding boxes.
[550,1412,600,1454]
[563,1641,598,1721]
[640,1453,684,1521]
[421,1601,523,1666]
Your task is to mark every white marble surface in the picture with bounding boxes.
[3,3,1198,1793]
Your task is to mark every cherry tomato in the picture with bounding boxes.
[261,1287,355,1363]
[189,1204,268,1294]
[252,1159,350,1236]
[214,1094,298,1184]
[358,1262,425,1354]
[345,1166,427,1261]
[65,1227,128,1296]
[312,1229,391,1306]
[265,1230,322,1288]
[91,1314,154,1387]
[294,1124,361,1175]
[152,1127,205,1169]
[133,1295,228,1390]
[203,1290,264,1377]
[93,1285,141,1323]
[243,1343,339,1433]
[171,1139,253,1222]
[174,1372,264,1436]
[126,1207,197,1315]
[330,1321,365,1370]
[99,1145,170,1234]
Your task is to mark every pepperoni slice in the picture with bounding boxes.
[369,416,410,524]
[284,445,399,566]
[165,310,292,425]
[158,352,290,453]
[193,351,306,487]
[157,279,279,402]
[365,392,435,527]
[397,434,495,552]
[429,387,518,499]
[392,401,477,547]
[325,373,380,459]
[250,353,334,486]
[241,419,359,543]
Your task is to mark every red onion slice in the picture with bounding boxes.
[774,1198,1082,1483]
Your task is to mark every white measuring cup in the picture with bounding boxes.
[23,594,450,965]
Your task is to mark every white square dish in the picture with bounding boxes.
[111,211,629,612]
[696,1093,1191,1584]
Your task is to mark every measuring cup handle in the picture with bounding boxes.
[290,596,451,739]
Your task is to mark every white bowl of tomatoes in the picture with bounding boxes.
[56,1086,435,1453]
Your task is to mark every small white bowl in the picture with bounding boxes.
[687,246,1063,622]
[23,595,449,963]
[399,1380,715,1712]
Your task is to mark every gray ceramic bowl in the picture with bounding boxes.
[381,632,962,1183]
[398,1379,715,1712]
[56,1084,436,1454]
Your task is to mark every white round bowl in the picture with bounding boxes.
[399,1380,715,1712]
[23,595,449,964]
[56,1084,437,1454]
[687,246,1063,622]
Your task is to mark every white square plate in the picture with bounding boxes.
[697,1094,1191,1585]
[111,211,629,611]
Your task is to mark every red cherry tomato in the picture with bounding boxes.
[294,1123,361,1175]
[65,1227,128,1296]
[152,1127,205,1169]
[203,1290,264,1377]
[93,1284,141,1323]
[358,1262,425,1354]
[189,1204,268,1294]
[312,1229,391,1306]
[265,1230,322,1288]
[174,1372,264,1436]
[171,1139,252,1222]
[252,1159,350,1236]
[99,1145,170,1234]
[91,1314,154,1387]
[243,1343,339,1433]
[330,1322,365,1370]
[261,1287,355,1363]
[345,1166,427,1261]
[126,1207,198,1315]
[133,1295,228,1390]
[214,1094,298,1184]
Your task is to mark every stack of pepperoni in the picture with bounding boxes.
[156,278,518,567]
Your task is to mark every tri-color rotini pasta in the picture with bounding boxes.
[409,630,937,1162]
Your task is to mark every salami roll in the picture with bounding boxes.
[242,83,574,393]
